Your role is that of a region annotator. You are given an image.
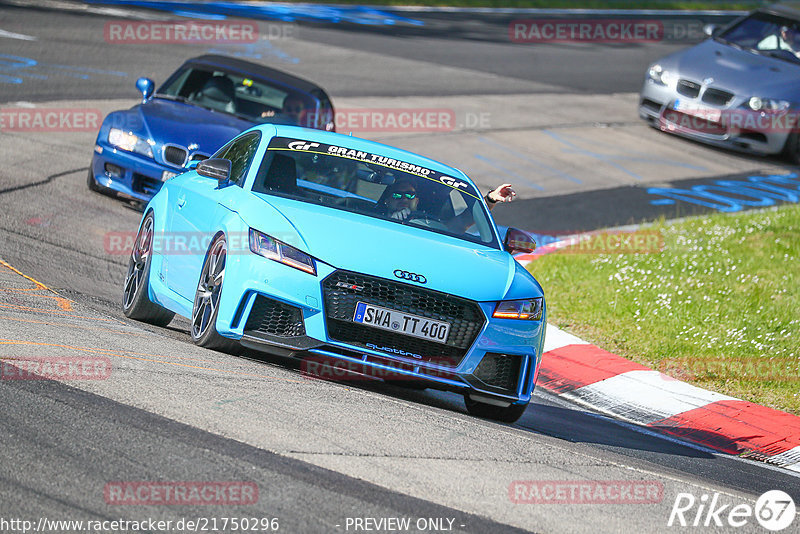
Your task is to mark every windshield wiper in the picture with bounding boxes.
[153,94,188,103]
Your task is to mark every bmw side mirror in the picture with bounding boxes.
[504,227,537,254]
[136,77,155,103]
[703,24,719,38]
[196,158,232,185]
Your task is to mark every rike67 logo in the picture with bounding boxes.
[668,490,796,531]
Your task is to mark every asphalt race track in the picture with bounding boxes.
[0,2,799,533]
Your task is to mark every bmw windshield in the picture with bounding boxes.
[157,67,334,129]
[250,137,500,249]
[718,12,800,65]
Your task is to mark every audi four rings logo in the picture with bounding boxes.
[394,270,426,283]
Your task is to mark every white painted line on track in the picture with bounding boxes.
[0,29,37,41]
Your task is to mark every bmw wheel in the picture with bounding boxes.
[122,212,175,326]
[464,395,528,423]
[191,235,241,353]
[783,132,800,165]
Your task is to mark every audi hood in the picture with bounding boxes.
[246,193,542,303]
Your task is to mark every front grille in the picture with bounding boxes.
[163,145,188,167]
[132,173,162,196]
[189,152,209,162]
[702,88,734,106]
[244,295,305,337]
[322,270,485,367]
[676,79,701,98]
[473,353,521,393]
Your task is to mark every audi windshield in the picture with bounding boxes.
[250,137,500,249]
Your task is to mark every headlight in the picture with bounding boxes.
[108,128,154,158]
[248,229,316,275]
[492,298,543,321]
[747,97,790,112]
[647,64,674,86]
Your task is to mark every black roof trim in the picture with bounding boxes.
[182,54,327,95]
[763,3,800,19]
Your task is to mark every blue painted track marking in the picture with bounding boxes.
[0,54,128,84]
[477,136,582,184]
[646,173,800,212]
[87,0,424,26]
[543,129,643,180]
[207,40,299,64]
[553,130,708,172]
[473,154,544,191]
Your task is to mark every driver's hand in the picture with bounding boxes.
[391,207,411,221]
[488,184,516,203]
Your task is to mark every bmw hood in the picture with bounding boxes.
[663,39,800,96]
[249,194,542,302]
[133,99,252,155]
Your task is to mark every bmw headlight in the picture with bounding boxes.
[108,128,154,158]
[249,229,316,275]
[647,64,674,87]
[747,97,790,112]
[492,298,543,321]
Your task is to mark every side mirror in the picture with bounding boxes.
[703,24,719,38]
[136,77,155,103]
[504,227,537,254]
[185,160,200,170]
[196,158,232,185]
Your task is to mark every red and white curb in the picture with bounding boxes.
[537,324,800,472]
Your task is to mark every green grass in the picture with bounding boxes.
[305,1,766,10]
[528,204,800,415]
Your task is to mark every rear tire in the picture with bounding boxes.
[190,235,241,354]
[464,395,528,423]
[122,212,175,327]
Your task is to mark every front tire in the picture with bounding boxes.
[87,168,102,192]
[464,395,528,423]
[783,132,800,165]
[122,212,175,326]
[190,235,241,353]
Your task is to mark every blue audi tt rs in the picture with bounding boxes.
[89,55,334,202]
[122,124,545,422]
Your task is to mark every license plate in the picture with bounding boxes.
[673,99,722,122]
[353,302,450,343]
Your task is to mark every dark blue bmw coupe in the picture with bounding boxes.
[89,55,335,201]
